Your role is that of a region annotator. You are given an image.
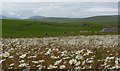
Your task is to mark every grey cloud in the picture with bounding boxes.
[2,2,118,18]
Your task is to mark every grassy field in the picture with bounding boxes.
[1,16,120,70]
[2,19,118,38]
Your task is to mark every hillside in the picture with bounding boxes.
[82,15,118,22]
[0,15,9,19]
[29,16,45,19]
[0,15,19,19]
[2,15,118,38]
[28,15,118,23]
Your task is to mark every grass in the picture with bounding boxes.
[2,19,118,38]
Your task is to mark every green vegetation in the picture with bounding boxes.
[0,20,2,37]
[2,16,118,38]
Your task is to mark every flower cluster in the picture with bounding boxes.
[1,35,119,69]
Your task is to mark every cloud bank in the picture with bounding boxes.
[2,2,118,19]
[1,0,119,2]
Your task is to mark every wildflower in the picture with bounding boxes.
[75,61,81,66]
[87,50,93,54]
[115,57,120,69]
[32,61,39,64]
[107,51,110,53]
[83,54,87,56]
[61,53,67,57]
[75,55,83,60]
[60,65,66,69]
[19,54,26,59]
[10,63,14,66]
[18,63,27,68]
[116,65,120,69]
[111,66,116,69]
[75,50,81,54]
[69,59,77,65]
[2,52,10,58]
[63,60,68,64]
[87,60,93,63]
[37,65,44,69]
[80,49,85,53]
[9,56,13,59]
[97,60,101,62]
[75,66,81,69]
[19,60,25,63]
[54,59,62,65]
[109,57,114,60]
[37,65,42,68]
[28,55,37,59]
[82,60,86,65]
[45,49,52,55]
[0,59,6,63]
[39,60,45,63]
[47,65,57,69]
[83,51,91,56]
[50,55,59,59]
[63,56,70,60]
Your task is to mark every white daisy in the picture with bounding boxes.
[10,63,14,66]
[75,61,81,66]
[18,63,27,68]
[54,59,62,65]
[60,65,66,69]
[19,54,26,59]
[69,59,77,65]
[2,52,10,58]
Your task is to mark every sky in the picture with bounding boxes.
[0,1,118,19]
[0,0,119,2]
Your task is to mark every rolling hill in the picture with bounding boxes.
[0,15,9,19]
[2,15,118,38]
[28,15,118,23]
[29,16,45,19]
[0,15,19,19]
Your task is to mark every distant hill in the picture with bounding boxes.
[0,15,9,19]
[1,15,118,23]
[0,15,19,19]
[29,16,45,19]
[28,15,118,23]
[82,15,118,22]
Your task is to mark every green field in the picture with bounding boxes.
[2,15,118,38]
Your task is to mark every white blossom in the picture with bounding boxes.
[54,59,62,65]
[60,65,66,69]
[2,52,10,58]
[18,63,27,68]
[69,59,77,65]
[10,63,14,66]
[19,54,26,59]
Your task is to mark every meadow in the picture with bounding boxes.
[1,16,119,70]
[2,19,118,38]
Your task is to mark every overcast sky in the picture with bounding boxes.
[1,2,118,19]
[0,0,119,2]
